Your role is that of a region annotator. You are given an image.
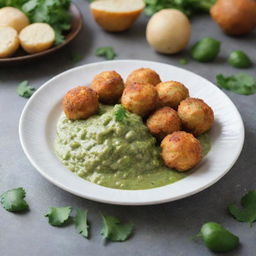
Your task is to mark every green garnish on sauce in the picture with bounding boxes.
[114,105,127,122]
[191,37,221,62]
[96,47,117,60]
[228,191,256,225]
[216,73,256,95]
[17,81,36,98]
[0,187,29,212]
[101,215,134,242]
[198,222,239,253]
[228,50,252,69]
[74,208,89,238]
[45,206,72,226]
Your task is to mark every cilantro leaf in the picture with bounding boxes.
[228,191,256,225]
[17,81,36,98]
[45,206,72,226]
[0,187,29,212]
[74,208,89,238]
[144,0,216,17]
[101,215,134,242]
[114,105,127,122]
[216,73,256,95]
[70,53,82,64]
[179,58,188,65]
[96,47,117,60]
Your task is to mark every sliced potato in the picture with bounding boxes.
[0,7,29,32]
[90,0,145,32]
[19,23,55,54]
[0,26,19,58]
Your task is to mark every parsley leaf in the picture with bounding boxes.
[179,58,188,65]
[70,53,83,64]
[216,73,256,95]
[228,191,256,225]
[144,0,216,17]
[74,208,89,238]
[101,215,134,242]
[96,47,117,60]
[17,81,36,98]
[114,105,127,122]
[0,187,29,212]
[45,206,72,226]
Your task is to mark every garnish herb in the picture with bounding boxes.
[228,191,256,225]
[216,73,256,95]
[74,208,89,238]
[144,0,216,17]
[17,80,36,98]
[96,47,117,60]
[45,206,72,226]
[228,50,252,69]
[191,37,221,62]
[0,187,29,212]
[101,215,134,242]
[114,105,127,122]
[198,222,239,253]
[70,53,83,64]
[179,58,188,65]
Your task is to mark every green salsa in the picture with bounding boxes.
[55,105,210,190]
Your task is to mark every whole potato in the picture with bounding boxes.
[146,9,191,54]
[211,0,256,36]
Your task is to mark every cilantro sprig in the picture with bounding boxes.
[45,206,72,226]
[0,187,29,212]
[17,81,36,98]
[114,105,127,122]
[144,0,216,17]
[96,47,117,60]
[74,208,89,238]
[101,215,134,242]
[216,73,256,95]
[228,191,256,225]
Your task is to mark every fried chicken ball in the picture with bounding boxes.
[147,107,181,139]
[91,71,124,104]
[121,82,158,116]
[126,68,161,87]
[178,98,214,136]
[156,81,189,109]
[63,86,99,120]
[161,131,202,171]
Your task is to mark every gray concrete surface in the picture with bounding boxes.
[0,1,256,255]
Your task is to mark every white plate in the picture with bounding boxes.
[19,60,244,205]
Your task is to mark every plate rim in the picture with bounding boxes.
[19,59,245,205]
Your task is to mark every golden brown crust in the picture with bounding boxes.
[178,97,214,136]
[126,68,161,87]
[91,71,124,104]
[63,86,99,120]
[156,81,189,109]
[161,131,202,171]
[91,8,143,32]
[121,82,158,116]
[147,107,181,139]
[210,0,256,35]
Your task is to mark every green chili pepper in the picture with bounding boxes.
[199,222,239,253]
[191,37,221,62]
[228,50,252,68]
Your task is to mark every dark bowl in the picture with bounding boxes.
[0,3,83,66]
